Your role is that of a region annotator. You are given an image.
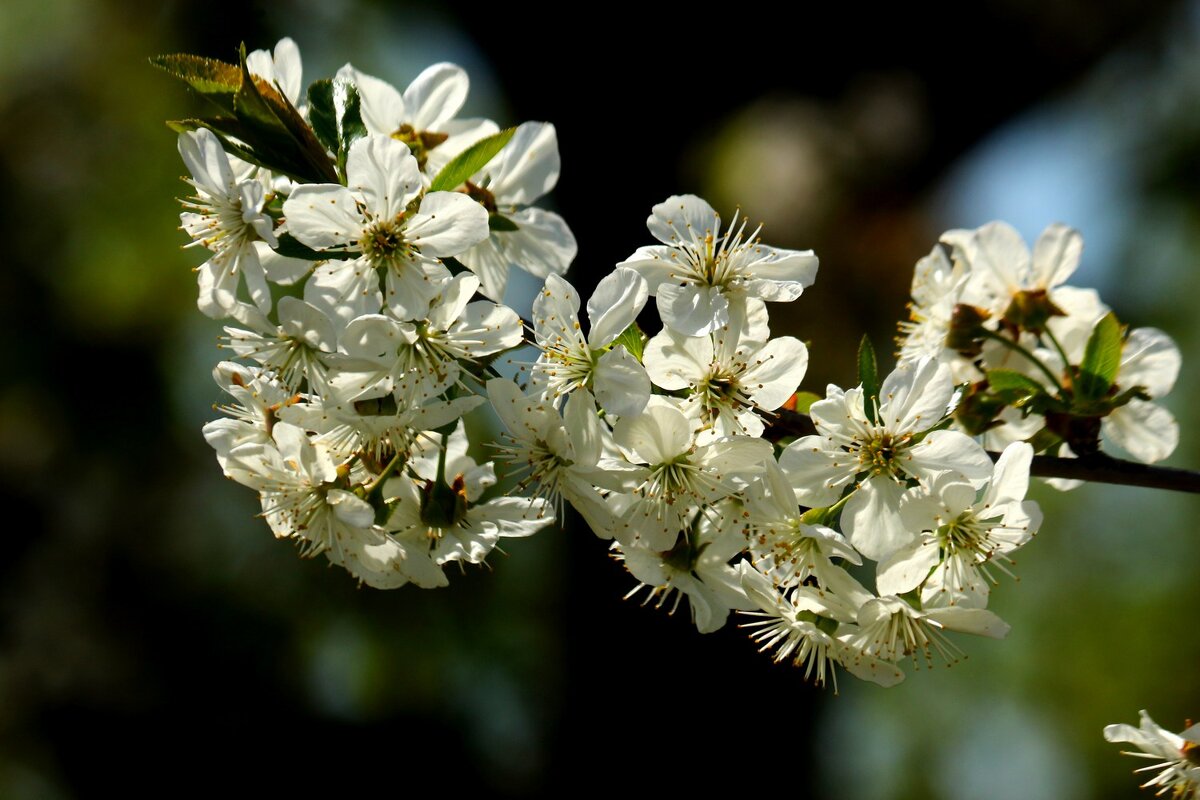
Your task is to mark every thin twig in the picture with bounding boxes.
[1013,451,1200,494]
[764,410,1200,493]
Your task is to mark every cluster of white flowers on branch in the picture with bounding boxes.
[158,39,1192,703]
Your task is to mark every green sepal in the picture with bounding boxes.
[429,127,516,192]
[488,213,520,232]
[857,335,880,425]
[1025,427,1063,454]
[1076,312,1124,402]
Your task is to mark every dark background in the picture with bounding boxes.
[1,1,1198,796]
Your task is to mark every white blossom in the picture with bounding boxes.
[457,122,577,301]
[619,194,818,335]
[283,135,488,319]
[529,270,650,416]
[1105,710,1200,798]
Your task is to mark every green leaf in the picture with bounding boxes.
[789,391,821,415]
[306,79,338,154]
[611,321,648,362]
[151,54,241,112]
[429,127,516,192]
[273,233,355,262]
[488,213,520,232]
[332,78,366,179]
[166,118,268,171]
[223,44,338,184]
[985,369,1048,405]
[1077,312,1124,402]
[857,335,880,424]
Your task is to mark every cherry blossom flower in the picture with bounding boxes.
[1105,710,1200,798]
[619,194,818,335]
[282,135,488,319]
[457,122,577,301]
[529,269,650,416]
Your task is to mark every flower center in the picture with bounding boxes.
[857,431,908,477]
[360,215,412,270]
[391,123,449,171]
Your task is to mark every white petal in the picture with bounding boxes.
[876,539,939,597]
[1119,327,1181,398]
[981,441,1032,509]
[643,328,711,390]
[383,257,451,319]
[741,337,809,410]
[564,388,603,466]
[1103,400,1179,463]
[743,246,819,301]
[403,62,469,131]
[455,236,510,302]
[843,478,913,562]
[304,260,382,327]
[878,358,954,434]
[258,242,311,285]
[486,121,560,205]
[1031,222,1082,289]
[408,191,490,257]
[907,429,993,486]
[594,347,651,417]
[283,185,363,251]
[778,436,854,507]
[178,129,233,197]
[277,296,337,352]
[346,135,423,219]
[497,207,577,279]
[646,194,719,248]
[351,67,407,136]
[614,403,691,464]
[658,283,729,336]
[586,268,648,349]
[923,606,1010,639]
[327,489,375,529]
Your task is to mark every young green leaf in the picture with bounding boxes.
[429,127,516,192]
[306,79,338,154]
[789,391,822,415]
[150,54,242,113]
[333,78,367,180]
[1077,312,1124,402]
[611,321,648,362]
[857,335,880,424]
[273,233,355,262]
[985,369,1048,405]
[488,214,520,232]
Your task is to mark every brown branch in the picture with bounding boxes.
[1010,452,1200,494]
[765,410,1200,493]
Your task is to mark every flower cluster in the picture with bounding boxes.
[898,222,1181,469]
[160,39,1182,694]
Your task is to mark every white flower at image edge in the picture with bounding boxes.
[1105,710,1200,798]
